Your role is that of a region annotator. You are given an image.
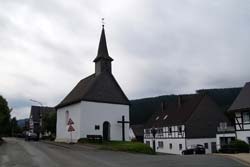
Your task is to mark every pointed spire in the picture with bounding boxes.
[93,22,113,62]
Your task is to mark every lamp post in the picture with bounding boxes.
[29,99,44,140]
[151,128,157,153]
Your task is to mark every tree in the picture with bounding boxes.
[41,111,56,136]
[10,117,21,136]
[0,95,11,138]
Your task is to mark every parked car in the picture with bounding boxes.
[182,145,205,155]
[25,131,38,141]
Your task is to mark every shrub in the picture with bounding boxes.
[220,140,249,153]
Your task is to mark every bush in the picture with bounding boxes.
[220,140,249,153]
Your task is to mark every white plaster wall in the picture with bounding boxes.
[144,138,186,155]
[56,103,81,143]
[236,131,250,144]
[186,138,216,154]
[216,133,236,150]
[80,101,130,141]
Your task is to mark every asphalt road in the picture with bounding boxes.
[0,138,246,167]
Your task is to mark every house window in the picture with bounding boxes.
[155,116,159,120]
[145,129,150,134]
[158,141,164,148]
[179,144,182,150]
[95,125,100,130]
[243,112,250,123]
[157,128,163,136]
[169,127,172,133]
[204,143,208,149]
[178,126,182,134]
[146,141,150,146]
[163,114,168,120]
[169,143,172,149]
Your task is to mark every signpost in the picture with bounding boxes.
[67,118,75,143]
[117,115,130,141]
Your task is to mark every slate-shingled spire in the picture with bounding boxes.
[94,25,113,75]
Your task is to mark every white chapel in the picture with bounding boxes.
[55,25,130,143]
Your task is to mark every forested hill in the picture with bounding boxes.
[196,87,242,112]
[130,87,242,125]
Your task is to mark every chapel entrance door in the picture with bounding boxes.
[103,121,110,141]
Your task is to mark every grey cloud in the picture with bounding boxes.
[0,0,250,119]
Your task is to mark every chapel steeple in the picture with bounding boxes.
[94,23,113,75]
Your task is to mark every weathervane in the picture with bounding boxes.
[102,18,105,28]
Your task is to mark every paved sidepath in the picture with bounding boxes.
[0,138,247,167]
[218,153,250,166]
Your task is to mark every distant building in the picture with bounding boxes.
[228,82,250,144]
[144,94,231,154]
[130,124,144,142]
[29,106,56,137]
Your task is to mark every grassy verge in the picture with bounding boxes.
[78,139,155,155]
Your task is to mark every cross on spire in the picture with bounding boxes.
[102,18,105,28]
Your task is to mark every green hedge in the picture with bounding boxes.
[100,141,155,155]
[78,139,155,155]
[220,140,249,153]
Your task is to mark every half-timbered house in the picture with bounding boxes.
[228,82,250,144]
[144,94,230,154]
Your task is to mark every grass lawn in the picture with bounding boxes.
[78,139,155,155]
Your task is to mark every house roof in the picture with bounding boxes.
[56,72,129,108]
[131,124,144,136]
[30,106,55,122]
[145,94,204,128]
[229,82,250,112]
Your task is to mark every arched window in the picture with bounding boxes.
[65,110,69,125]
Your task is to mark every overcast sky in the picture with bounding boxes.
[0,0,250,119]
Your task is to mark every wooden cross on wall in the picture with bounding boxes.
[117,115,130,141]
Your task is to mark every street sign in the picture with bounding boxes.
[68,125,75,132]
[67,118,74,125]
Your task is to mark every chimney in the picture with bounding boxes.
[161,102,166,112]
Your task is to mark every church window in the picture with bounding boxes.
[163,114,168,120]
[155,116,159,120]
[95,125,100,130]
[65,110,69,125]
[158,141,164,148]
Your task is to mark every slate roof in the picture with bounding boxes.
[30,106,56,122]
[229,82,250,112]
[131,124,144,137]
[94,27,113,62]
[56,72,129,108]
[145,94,204,128]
